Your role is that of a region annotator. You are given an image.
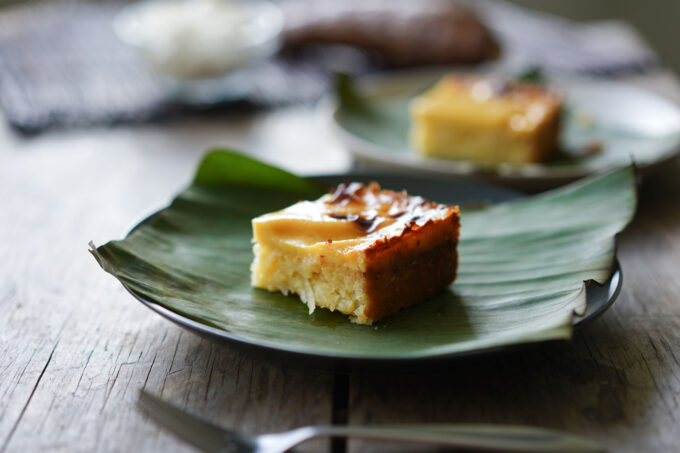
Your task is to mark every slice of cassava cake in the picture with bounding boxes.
[250,182,460,324]
[410,75,563,164]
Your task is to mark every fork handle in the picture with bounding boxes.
[264,424,604,453]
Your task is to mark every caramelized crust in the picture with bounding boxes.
[363,212,459,321]
[251,182,460,324]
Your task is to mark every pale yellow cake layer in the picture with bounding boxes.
[411,116,545,163]
[251,243,371,323]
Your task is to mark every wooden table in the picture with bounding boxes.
[2,72,680,453]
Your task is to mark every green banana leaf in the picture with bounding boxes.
[91,150,636,360]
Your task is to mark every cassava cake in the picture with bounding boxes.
[410,75,563,164]
[250,182,460,325]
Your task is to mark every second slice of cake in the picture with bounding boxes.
[251,182,460,325]
[410,75,563,164]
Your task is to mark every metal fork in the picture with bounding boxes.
[138,390,603,453]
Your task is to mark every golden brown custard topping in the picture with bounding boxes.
[252,182,457,253]
[324,182,442,234]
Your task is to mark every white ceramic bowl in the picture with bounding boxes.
[113,0,284,81]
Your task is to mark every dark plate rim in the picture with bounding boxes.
[119,172,623,364]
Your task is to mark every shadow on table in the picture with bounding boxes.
[343,311,673,450]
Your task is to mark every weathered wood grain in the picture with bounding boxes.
[0,110,349,453]
[2,72,680,453]
[345,141,680,453]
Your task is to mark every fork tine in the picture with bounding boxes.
[137,389,254,453]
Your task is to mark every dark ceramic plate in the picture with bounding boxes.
[121,173,622,365]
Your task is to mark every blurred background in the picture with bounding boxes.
[512,0,680,75]
[0,0,678,134]
[1,0,677,74]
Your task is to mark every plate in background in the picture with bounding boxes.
[326,68,680,190]
[115,173,623,365]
